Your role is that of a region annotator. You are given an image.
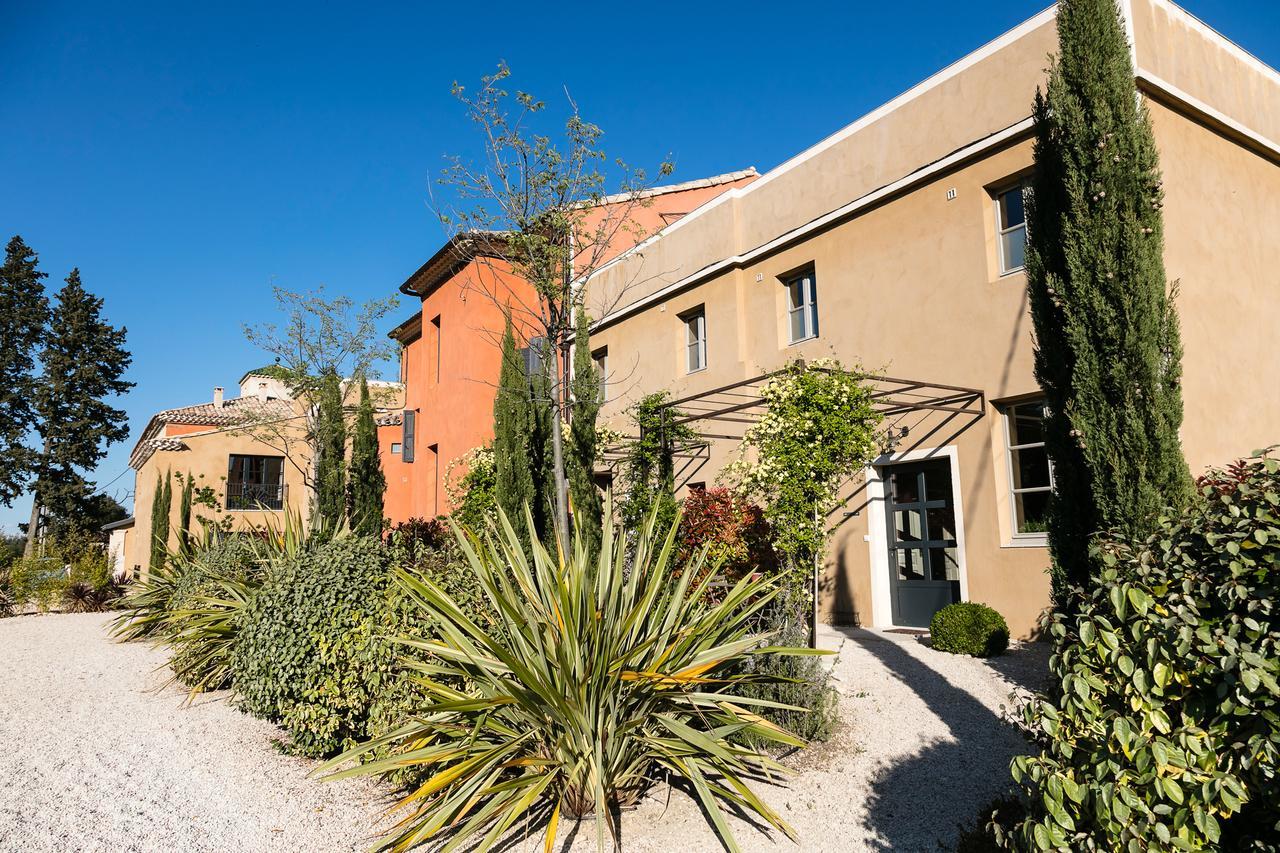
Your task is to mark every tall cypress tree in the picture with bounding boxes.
[492,315,536,549]
[1026,0,1192,605]
[26,268,133,552]
[526,337,556,549]
[177,472,194,557]
[149,470,172,571]
[311,369,346,534]
[567,311,603,557]
[0,236,49,508]
[347,376,386,537]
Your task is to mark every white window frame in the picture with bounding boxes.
[1003,399,1054,541]
[683,308,706,374]
[995,183,1028,275]
[785,270,818,344]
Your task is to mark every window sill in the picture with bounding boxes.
[687,366,707,375]
[998,266,1026,278]
[787,334,819,347]
[1002,536,1049,549]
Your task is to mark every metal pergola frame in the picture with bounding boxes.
[597,366,987,646]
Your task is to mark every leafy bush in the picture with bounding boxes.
[7,556,68,611]
[1004,450,1280,850]
[385,517,449,560]
[110,560,181,640]
[736,617,838,746]
[61,580,122,613]
[232,536,394,757]
[678,487,776,589]
[930,602,1009,658]
[323,508,821,851]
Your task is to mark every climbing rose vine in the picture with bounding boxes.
[722,358,882,579]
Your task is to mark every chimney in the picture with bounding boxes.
[258,381,269,401]
[213,387,224,408]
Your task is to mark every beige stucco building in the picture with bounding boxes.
[583,0,1280,637]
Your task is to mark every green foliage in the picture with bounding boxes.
[232,536,393,757]
[149,470,172,571]
[491,316,554,552]
[929,602,1010,658]
[723,359,882,630]
[30,267,133,538]
[312,370,347,535]
[177,472,194,557]
[0,235,49,507]
[568,310,603,557]
[1004,450,1280,851]
[110,560,182,640]
[6,556,68,611]
[620,391,694,536]
[322,505,822,853]
[347,376,386,537]
[1025,0,1192,606]
[445,445,498,531]
[677,487,777,586]
[735,618,838,747]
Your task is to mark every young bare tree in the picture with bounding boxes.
[243,286,399,511]
[438,63,672,544]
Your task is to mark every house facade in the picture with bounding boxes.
[582,0,1280,638]
[383,171,759,522]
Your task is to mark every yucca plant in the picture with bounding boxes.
[322,504,826,853]
[166,573,261,698]
[109,560,182,641]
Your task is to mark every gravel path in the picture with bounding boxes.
[0,612,391,852]
[0,614,1048,853]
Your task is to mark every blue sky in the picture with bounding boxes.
[2,0,1277,533]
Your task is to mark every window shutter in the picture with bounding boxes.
[402,410,415,463]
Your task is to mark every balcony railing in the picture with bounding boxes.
[226,482,284,511]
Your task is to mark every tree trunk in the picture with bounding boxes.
[23,498,41,557]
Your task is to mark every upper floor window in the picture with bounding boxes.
[1003,399,1054,537]
[592,347,608,402]
[996,184,1028,274]
[682,307,706,373]
[226,454,284,510]
[785,270,818,343]
[430,315,442,383]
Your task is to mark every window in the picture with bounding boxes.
[1003,399,1054,536]
[226,454,284,510]
[402,409,415,463]
[398,345,409,384]
[785,270,818,343]
[592,347,608,402]
[519,336,546,378]
[428,443,440,515]
[390,442,402,455]
[996,184,1028,274]
[682,307,706,373]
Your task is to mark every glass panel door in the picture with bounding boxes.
[885,458,961,626]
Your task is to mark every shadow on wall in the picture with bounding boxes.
[829,627,1037,851]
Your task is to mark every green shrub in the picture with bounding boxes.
[321,508,820,852]
[736,614,838,746]
[7,556,68,611]
[930,602,1009,657]
[232,536,394,757]
[1004,450,1280,850]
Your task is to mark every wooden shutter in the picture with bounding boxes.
[402,409,415,462]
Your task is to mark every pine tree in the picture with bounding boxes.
[149,470,172,571]
[492,315,536,550]
[177,472,194,557]
[567,311,603,557]
[1026,0,1192,605]
[0,236,49,508]
[26,268,133,553]
[347,376,386,537]
[311,369,346,535]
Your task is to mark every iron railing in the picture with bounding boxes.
[226,482,284,510]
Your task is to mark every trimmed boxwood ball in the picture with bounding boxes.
[929,602,1009,657]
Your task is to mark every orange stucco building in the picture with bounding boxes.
[382,171,758,523]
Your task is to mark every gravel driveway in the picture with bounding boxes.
[0,614,1047,853]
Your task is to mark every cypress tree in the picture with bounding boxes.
[311,369,346,534]
[149,470,172,571]
[26,268,133,552]
[492,315,536,549]
[347,376,386,537]
[567,311,603,557]
[0,236,49,508]
[177,472,194,557]
[1026,0,1192,605]
[526,337,556,549]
